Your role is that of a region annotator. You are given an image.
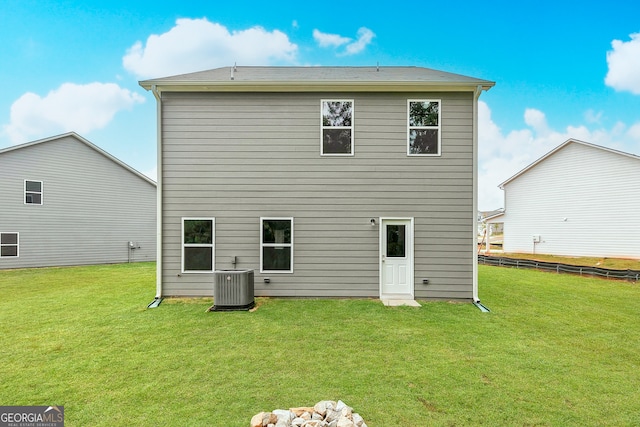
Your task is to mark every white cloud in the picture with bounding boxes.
[523,108,551,135]
[345,27,376,55]
[3,82,144,144]
[584,109,603,124]
[628,122,640,140]
[313,27,375,55]
[478,101,640,211]
[313,29,351,48]
[605,33,640,94]
[123,18,298,79]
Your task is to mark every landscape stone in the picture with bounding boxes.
[352,413,366,427]
[290,407,315,417]
[325,409,341,423]
[336,417,356,427]
[273,409,294,425]
[251,401,366,427]
[250,412,265,427]
[251,411,277,427]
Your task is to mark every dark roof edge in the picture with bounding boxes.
[139,66,495,92]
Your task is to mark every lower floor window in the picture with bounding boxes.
[0,233,19,257]
[261,218,293,273]
[182,218,214,272]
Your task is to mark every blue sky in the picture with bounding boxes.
[2,0,639,209]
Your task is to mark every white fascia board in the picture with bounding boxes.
[140,80,495,94]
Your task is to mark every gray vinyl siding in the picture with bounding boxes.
[161,91,475,300]
[0,135,156,269]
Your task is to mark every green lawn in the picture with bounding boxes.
[1,263,639,426]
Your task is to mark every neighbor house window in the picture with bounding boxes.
[321,100,354,155]
[25,180,43,204]
[182,218,214,272]
[0,233,19,258]
[408,100,441,156]
[261,218,293,273]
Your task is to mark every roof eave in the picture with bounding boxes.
[483,211,505,222]
[139,80,495,93]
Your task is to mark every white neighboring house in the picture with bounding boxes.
[485,139,640,259]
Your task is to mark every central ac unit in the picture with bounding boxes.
[211,269,255,311]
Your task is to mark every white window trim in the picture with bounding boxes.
[181,217,215,273]
[260,217,294,273]
[24,180,43,205]
[407,99,442,157]
[0,232,19,258]
[321,99,355,156]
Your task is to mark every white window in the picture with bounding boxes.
[261,218,293,273]
[25,180,43,205]
[408,99,441,156]
[321,100,354,155]
[0,233,19,258]
[182,218,215,273]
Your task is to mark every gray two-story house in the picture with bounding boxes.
[0,132,156,269]
[140,66,494,302]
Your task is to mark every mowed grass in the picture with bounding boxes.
[0,263,639,426]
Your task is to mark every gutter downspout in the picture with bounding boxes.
[472,85,490,313]
[151,84,163,303]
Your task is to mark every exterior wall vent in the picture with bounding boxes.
[211,269,255,311]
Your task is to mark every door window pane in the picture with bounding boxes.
[386,225,406,258]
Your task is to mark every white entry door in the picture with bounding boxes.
[380,218,414,298]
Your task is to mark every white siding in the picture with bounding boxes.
[0,135,157,268]
[501,142,640,258]
[160,91,477,300]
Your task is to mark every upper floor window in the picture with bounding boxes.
[0,233,19,258]
[182,218,214,273]
[408,100,441,156]
[261,218,293,273]
[321,100,354,156]
[25,180,43,205]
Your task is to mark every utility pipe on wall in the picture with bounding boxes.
[151,84,163,299]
